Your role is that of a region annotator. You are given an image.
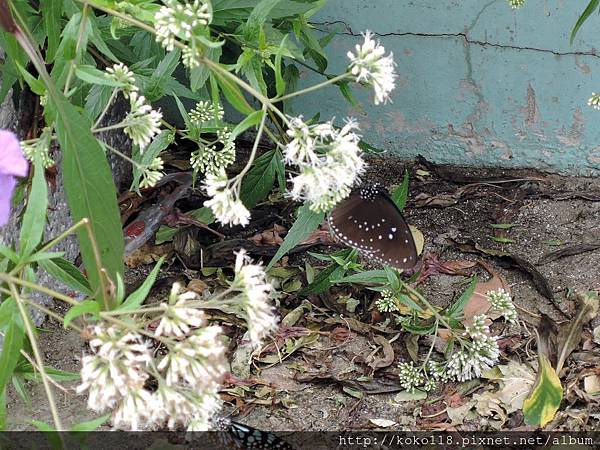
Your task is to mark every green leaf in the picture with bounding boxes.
[333,270,389,285]
[571,0,599,44]
[64,300,101,329]
[267,204,324,270]
[274,35,288,97]
[240,149,279,209]
[299,251,351,296]
[189,207,215,224]
[15,63,46,96]
[131,130,172,192]
[230,109,265,140]
[242,0,282,42]
[446,277,477,318]
[0,308,24,404]
[116,257,165,312]
[75,65,124,87]
[213,72,254,115]
[490,236,515,244]
[145,49,181,101]
[0,245,19,264]
[391,170,409,212]
[397,294,424,313]
[19,153,48,257]
[42,0,63,61]
[39,257,92,296]
[0,387,6,430]
[523,354,563,427]
[54,94,124,305]
[489,223,516,229]
[191,46,221,92]
[70,414,110,431]
[337,81,360,108]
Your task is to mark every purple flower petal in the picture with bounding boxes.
[0,129,28,177]
[0,174,17,226]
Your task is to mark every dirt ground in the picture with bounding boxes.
[6,155,600,432]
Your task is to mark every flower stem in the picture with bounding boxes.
[10,284,64,431]
[274,73,351,102]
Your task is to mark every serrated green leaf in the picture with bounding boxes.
[267,203,324,270]
[19,153,48,257]
[240,148,279,209]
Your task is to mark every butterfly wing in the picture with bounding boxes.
[328,187,418,270]
[227,422,295,450]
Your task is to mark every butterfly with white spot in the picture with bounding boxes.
[328,184,418,270]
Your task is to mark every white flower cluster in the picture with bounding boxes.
[21,127,54,168]
[140,157,165,189]
[376,290,399,313]
[203,169,250,226]
[487,288,518,324]
[230,249,278,348]
[123,92,162,150]
[155,0,212,51]
[429,315,500,382]
[347,31,397,105]
[155,0,213,68]
[284,116,365,212]
[106,63,138,98]
[77,284,226,431]
[588,93,600,110]
[398,361,424,393]
[507,0,525,8]
[189,101,224,125]
[191,128,235,175]
[155,283,206,337]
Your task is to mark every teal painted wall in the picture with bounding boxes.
[292,0,600,174]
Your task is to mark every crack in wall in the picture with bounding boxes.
[312,20,600,59]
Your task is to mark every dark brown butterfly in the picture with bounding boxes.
[328,184,418,270]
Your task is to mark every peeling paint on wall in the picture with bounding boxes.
[293,0,600,175]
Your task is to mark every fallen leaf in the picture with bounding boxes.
[249,224,286,246]
[393,390,427,402]
[584,375,600,395]
[523,353,563,427]
[473,392,507,429]
[446,400,476,426]
[366,335,395,370]
[410,225,425,256]
[494,362,536,414]
[463,261,510,321]
[556,292,599,375]
[369,418,397,428]
[186,279,208,294]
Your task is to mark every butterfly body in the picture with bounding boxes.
[328,184,418,270]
